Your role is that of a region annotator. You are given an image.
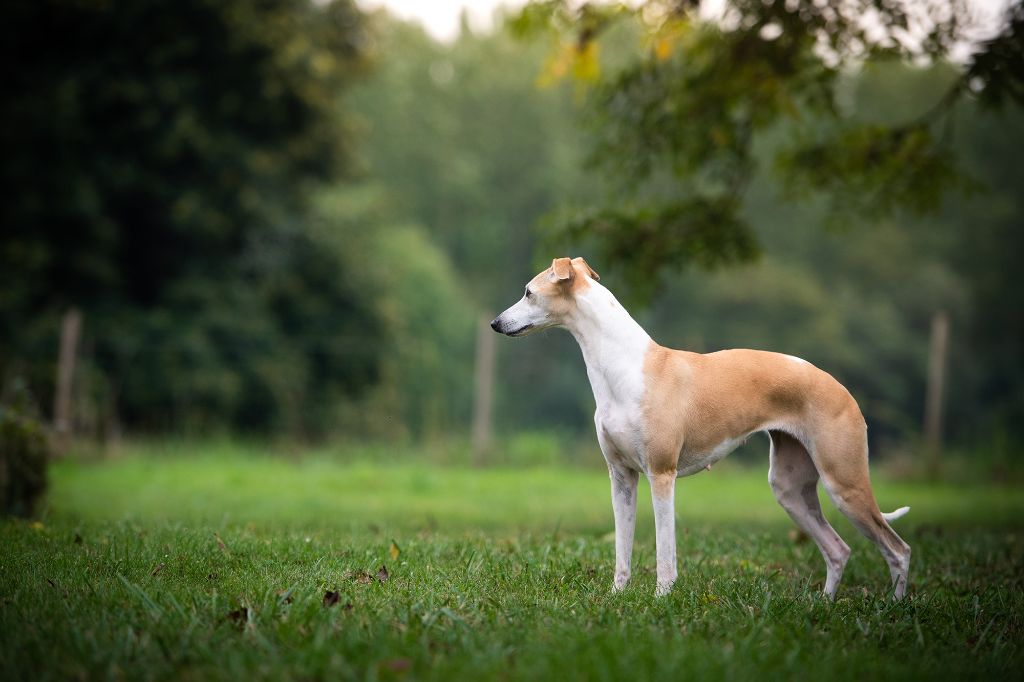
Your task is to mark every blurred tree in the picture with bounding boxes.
[938,98,1024,445]
[0,0,381,435]
[312,186,476,441]
[509,0,1024,290]
[349,13,600,435]
[350,12,596,313]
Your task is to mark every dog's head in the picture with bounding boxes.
[490,257,600,337]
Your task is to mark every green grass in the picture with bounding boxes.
[2,446,1023,680]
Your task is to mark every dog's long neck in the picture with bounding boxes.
[565,281,651,406]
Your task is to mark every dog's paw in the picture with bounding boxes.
[655,581,675,598]
[612,572,630,592]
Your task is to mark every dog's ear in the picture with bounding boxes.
[572,257,600,281]
[549,257,575,283]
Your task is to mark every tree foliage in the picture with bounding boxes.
[350,13,592,312]
[0,0,379,435]
[349,13,601,435]
[1,0,365,314]
[510,0,1024,287]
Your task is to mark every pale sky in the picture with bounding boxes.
[356,0,517,41]
[357,0,1014,43]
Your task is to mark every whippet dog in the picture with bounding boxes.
[491,257,911,599]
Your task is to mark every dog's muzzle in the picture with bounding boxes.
[490,318,532,337]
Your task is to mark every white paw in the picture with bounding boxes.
[612,572,630,592]
[655,581,674,597]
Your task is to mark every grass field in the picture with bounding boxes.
[2,444,1023,680]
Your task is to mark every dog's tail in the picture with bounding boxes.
[882,506,910,523]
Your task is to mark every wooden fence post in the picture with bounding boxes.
[53,308,82,455]
[472,313,496,464]
[923,310,949,477]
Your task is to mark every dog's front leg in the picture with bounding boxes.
[650,471,678,597]
[607,463,639,592]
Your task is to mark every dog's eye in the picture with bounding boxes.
[525,288,532,299]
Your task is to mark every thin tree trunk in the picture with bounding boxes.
[104,379,123,453]
[53,308,82,456]
[472,313,496,464]
[923,310,949,477]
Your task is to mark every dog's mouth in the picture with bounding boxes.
[506,324,534,337]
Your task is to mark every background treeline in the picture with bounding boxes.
[1,1,1021,459]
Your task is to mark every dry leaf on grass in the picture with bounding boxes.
[389,541,401,561]
[151,563,165,577]
[344,566,389,584]
[323,590,341,607]
[352,570,374,584]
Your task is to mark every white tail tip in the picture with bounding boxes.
[882,506,910,523]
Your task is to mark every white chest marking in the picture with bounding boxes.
[568,282,651,470]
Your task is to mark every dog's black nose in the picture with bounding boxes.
[489,318,500,332]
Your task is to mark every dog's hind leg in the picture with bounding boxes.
[768,430,851,599]
[811,421,912,599]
